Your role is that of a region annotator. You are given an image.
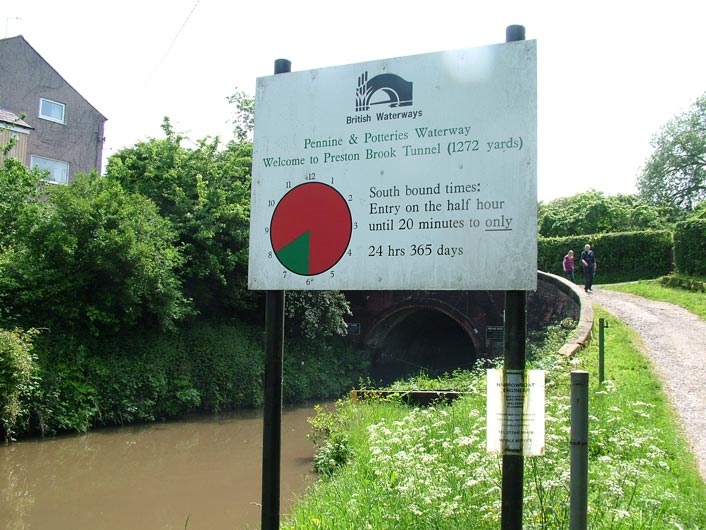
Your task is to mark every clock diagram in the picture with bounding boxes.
[269,182,352,276]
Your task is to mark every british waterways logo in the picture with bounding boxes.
[349,71,422,124]
[355,71,413,111]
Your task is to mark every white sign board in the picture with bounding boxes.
[249,41,537,290]
[486,369,545,456]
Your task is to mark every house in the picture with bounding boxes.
[0,35,107,184]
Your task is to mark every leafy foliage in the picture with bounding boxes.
[227,88,255,142]
[538,190,673,237]
[689,200,706,219]
[538,230,673,283]
[0,328,37,442]
[283,337,370,403]
[638,92,706,210]
[285,291,352,340]
[0,157,47,250]
[313,431,354,477]
[106,118,254,315]
[673,219,706,276]
[0,171,190,334]
[7,320,369,438]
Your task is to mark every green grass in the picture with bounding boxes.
[603,279,706,320]
[283,316,706,529]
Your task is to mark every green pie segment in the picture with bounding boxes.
[270,182,352,276]
[274,231,310,275]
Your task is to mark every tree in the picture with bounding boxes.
[638,92,706,210]
[0,157,47,250]
[537,190,672,237]
[227,89,255,143]
[690,201,706,219]
[0,169,190,335]
[106,118,254,315]
[107,115,352,336]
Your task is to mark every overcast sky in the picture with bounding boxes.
[4,0,706,202]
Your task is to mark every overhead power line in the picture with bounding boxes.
[145,0,201,85]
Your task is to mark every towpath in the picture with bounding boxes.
[589,286,706,480]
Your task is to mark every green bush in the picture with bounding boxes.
[182,320,264,411]
[674,219,706,276]
[13,321,263,435]
[0,328,37,441]
[0,173,191,336]
[34,359,99,434]
[313,432,354,477]
[283,338,371,403]
[9,318,370,439]
[539,230,673,283]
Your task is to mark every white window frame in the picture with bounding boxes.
[38,97,66,124]
[30,155,70,185]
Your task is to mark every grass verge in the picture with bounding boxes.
[283,315,706,529]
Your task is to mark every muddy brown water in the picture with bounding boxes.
[0,405,320,530]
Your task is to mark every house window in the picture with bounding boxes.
[39,98,66,124]
[30,155,69,185]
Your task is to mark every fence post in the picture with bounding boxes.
[570,370,589,530]
[598,318,605,384]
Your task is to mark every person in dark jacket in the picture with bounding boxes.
[580,244,596,292]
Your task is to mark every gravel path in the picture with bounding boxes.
[589,286,706,480]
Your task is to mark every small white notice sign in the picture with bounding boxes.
[486,369,545,456]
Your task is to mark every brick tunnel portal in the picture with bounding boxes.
[365,307,478,384]
[344,276,581,385]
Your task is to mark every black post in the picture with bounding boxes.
[501,25,527,530]
[260,58,291,530]
[502,290,527,530]
[598,318,605,384]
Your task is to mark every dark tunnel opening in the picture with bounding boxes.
[369,309,477,385]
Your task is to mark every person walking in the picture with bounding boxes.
[563,249,575,282]
[580,244,596,292]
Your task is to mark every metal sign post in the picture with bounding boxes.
[502,290,527,529]
[260,58,291,530]
[501,24,528,530]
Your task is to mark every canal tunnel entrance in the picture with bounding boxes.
[366,308,478,385]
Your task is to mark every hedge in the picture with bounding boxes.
[14,320,370,438]
[674,219,706,277]
[538,230,674,284]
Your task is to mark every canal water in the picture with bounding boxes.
[0,405,319,530]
